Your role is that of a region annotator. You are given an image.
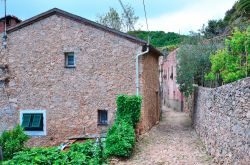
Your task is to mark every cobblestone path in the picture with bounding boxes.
[116,107,215,165]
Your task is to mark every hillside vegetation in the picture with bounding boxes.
[176,0,250,96]
[128,31,186,49]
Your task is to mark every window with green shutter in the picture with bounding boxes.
[22,114,31,128]
[22,113,43,131]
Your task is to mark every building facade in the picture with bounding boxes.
[0,8,161,146]
[162,49,184,111]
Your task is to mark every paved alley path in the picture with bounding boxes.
[117,107,215,165]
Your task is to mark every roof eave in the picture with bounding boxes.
[7,8,146,45]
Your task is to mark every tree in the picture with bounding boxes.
[97,8,122,31]
[121,4,138,31]
[202,19,226,38]
[97,4,138,32]
[128,31,185,48]
[176,33,224,96]
[236,0,250,17]
[206,26,250,84]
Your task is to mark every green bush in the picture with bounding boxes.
[105,120,135,158]
[0,125,29,160]
[206,26,250,84]
[2,140,106,165]
[105,95,141,158]
[70,140,94,157]
[116,95,142,127]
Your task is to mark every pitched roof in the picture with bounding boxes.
[7,8,162,56]
[0,15,22,23]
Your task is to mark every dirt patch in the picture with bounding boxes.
[116,107,215,165]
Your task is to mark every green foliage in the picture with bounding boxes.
[206,27,250,83]
[116,95,142,127]
[0,125,29,160]
[105,95,141,158]
[202,19,227,38]
[105,120,135,158]
[202,0,250,39]
[128,31,185,48]
[2,140,106,165]
[236,0,250,17]
[70,140,94,158]
[97,4,138,32]
[176,33,223,96]
[97,8,122,31]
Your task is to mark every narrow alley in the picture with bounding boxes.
[117,107,215,165]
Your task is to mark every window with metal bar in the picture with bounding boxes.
[65,52,75,68]
[98,110,108,125]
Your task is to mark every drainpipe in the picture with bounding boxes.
[136,44,149,95]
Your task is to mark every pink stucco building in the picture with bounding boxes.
[162,49,184,111]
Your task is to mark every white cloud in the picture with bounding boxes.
[138,0,236,34]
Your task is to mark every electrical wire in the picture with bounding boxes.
[142,0,150,43]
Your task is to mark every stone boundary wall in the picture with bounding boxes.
[186,78,249,164]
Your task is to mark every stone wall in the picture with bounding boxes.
[188,78,250,164]
[0,65,18,133]
[138,52,160,133]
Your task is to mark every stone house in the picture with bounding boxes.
[0,8,161,146]
[162,49,184,111]
[0,15,21,33]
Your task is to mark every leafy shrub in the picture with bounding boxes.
[105,95,141,158]
[0,125,29,160]
[2,147,66,165]
[2,140,105,165]
[206,26,250,84]
[105,120,135,158]
[116,95,142,127]
[70,140,94,157]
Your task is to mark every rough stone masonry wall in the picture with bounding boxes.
[1,14,144,146]
[191,78,250,164]
[0,63,18,134]
[138,52,160,133]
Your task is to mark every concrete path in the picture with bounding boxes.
[116,107,215,165]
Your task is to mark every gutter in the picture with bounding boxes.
[136,44,149,95]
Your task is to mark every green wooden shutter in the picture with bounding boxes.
[22,114,31,127]
[31,114,42,128]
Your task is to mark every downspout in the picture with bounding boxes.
[136,44,149,95]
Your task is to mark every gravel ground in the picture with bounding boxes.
[116,106,215,165]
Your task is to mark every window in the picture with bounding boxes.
[170,66,173,80]
[20,110,46,136]
[168,68,170,80]
[22,114,43,131]
[65,52,75,68]
[98,110,108,125]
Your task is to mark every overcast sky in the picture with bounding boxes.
[1,0,236,34]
